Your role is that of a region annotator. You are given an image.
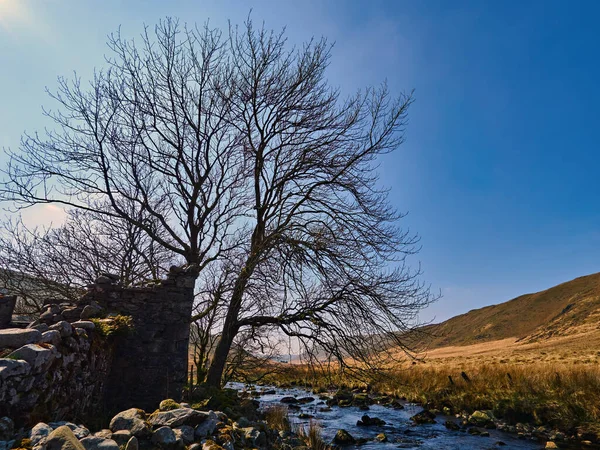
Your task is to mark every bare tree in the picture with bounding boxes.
[0,209,176,314]
[1,17,434,387]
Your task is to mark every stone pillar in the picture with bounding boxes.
[0,295,17,329]
[83,266,198,414]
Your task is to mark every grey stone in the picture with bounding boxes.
[242,428,266,448]
[92,430,112,440]
[29,422,53,446]
[95,276,113,285]
[31,323,50,333]
[110,430,131,446]
[8,344,56,371]
[0,417,14,441]
[80,437,119,450]
[0,358,31,379]
[49,321,72,338]
[148,409,207,428]
[71,321,95,331]
[151,427,177,448]
[124,437,138,450]
[81,305,103,320]
[173,426,194,445]
[48,305,61,315]
[0,440,15,450]
[46,425,85,450]
[194,411,218,438]
[61,307,83,321]
[109,409,151,438]
[0,328,41,348]
[48,423,90,440]
[41,330,62,346]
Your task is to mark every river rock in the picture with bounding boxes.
[148,408,207,427]
[545,443,559,449]
[468,410,495,427]
[0,328,41,348]
[356,414,385,426]
[159,399,181,411]
[279,397,298,404]
[333,429,355,445]
[444,420,460,430]
[109,409,151,438]
[410,409,437,424]
[80,437,119,450]
[46,425,85,450]
[296,397,315,404]
[48,423,89,439]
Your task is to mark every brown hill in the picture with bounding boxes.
[422,272,600,349]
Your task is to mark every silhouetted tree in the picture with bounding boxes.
[1,17,434,386]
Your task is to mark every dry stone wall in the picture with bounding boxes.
[0,265,198,428]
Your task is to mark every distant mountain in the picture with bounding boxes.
[421,272,600,349]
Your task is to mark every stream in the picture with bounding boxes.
[227,383,545,449]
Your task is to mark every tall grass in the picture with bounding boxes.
[294,420,329,450]
[264,405,291,432]
[252,361,600,435]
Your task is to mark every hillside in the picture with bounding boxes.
[421,272,600,349]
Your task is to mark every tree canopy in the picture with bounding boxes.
[1,17,434,386]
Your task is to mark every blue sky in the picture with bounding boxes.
[1,0,598,323]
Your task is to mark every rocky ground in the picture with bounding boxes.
[0,397,315,450]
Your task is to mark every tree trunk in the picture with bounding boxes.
[204,320,237,387]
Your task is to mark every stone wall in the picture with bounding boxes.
[0,320,112,427]
[0,265,198,427]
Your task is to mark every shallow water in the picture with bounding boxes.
[227,383,544,449]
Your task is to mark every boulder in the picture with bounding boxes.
[375,433,387,442]
[0,328,41,348]
[151,427,177,448]
[49,321,73,338]
[194,411,218,439]
[356,415,385,427]
[296,397,315,404]
[545,443,559,449]
[46,425,85,450]
[109,409,151,438]
[29,422,53,446]
[148,408,207,428]
[0,417,14,441]
[279,397,298,404]
[333,429,355,446]
[159,399,181,411]
[48,423,89,440]
[241,427,266,447]
[110,430,131,446]
[31,323,50,333]
[80,437,119,450]
[92,430,112,439]
[0,358,31,379]
[8,344,56,371]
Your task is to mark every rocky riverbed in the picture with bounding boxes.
[231,382,593,449]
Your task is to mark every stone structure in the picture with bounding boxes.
[0,296,16,329]
[0,266,198,427]
[0,320,112,426]
[82,266,199,414]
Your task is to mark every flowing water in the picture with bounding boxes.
[227,382,544,449]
